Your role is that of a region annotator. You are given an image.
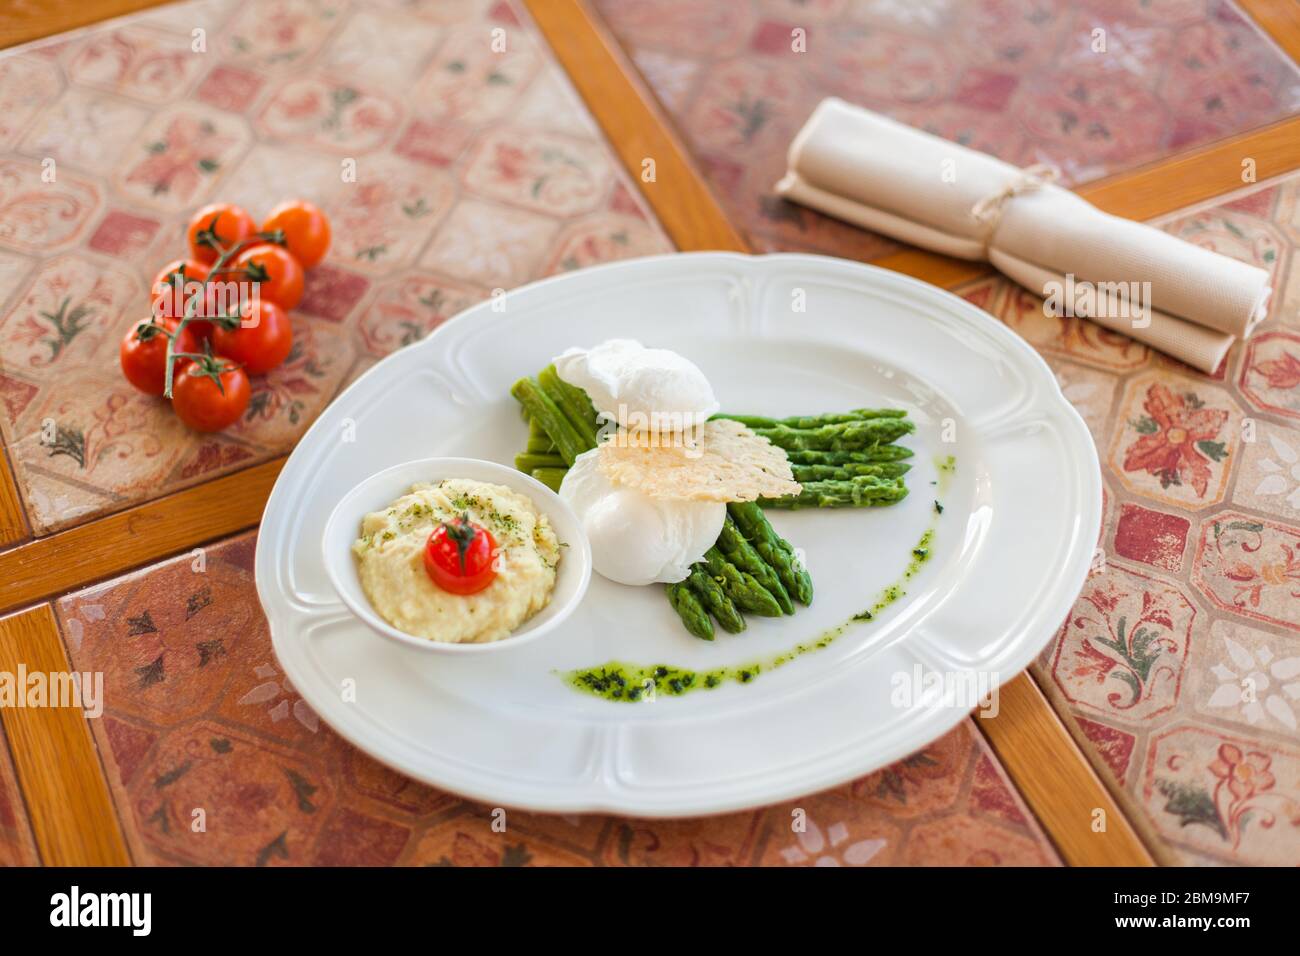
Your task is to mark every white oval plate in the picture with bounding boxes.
[255,253,1101,817]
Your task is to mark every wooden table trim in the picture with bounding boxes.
[978,674,1157,866]
[0,440,29,549]
[522,0,747,252]
[0,457,283,616]
[1079,116,1300,221]
[0,604,131,865]
[0,0,175,50]
[1031,669,1179,866]
[1239,0,1300,64]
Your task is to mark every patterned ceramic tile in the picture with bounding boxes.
[54,531,1059,867]
[0,0,672,534]
[996,171,1300,865]
[595,0,1300,255]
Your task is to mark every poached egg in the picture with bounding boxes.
[554,338,718,432]
[560,450,723,586]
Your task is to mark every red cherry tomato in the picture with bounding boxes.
[171,356,250,432]
[211,300,293,375]
[187,203,256,265]
[423,518,497,595]
[223,243,304,310]
[150,259,211,337]
[119,318,198,396]
[262,200,331,270]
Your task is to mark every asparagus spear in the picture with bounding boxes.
[530,467,567,492]
[763,476,910,511]
[716,516,793,614]
[701,547,782,617]
[715,409,906,429]
[687,568,746,633]
[539,364,600,449]
[727,502,812,605]
[785,446,913,465]
[525,416,556,452]
[515,451,565,472]
[511,376,589,465]
[754,418,915,451]
[552,367,601,431]
[792,462,910,482]
[666,582,714,641]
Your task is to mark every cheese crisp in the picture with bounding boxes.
[597,419,801,502]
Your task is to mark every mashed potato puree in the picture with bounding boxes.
[352,478,560,642]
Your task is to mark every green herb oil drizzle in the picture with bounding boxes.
[561,457,956,702]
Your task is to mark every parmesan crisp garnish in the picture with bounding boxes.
[597,419,801,502]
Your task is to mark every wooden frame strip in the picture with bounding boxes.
[0,604,131,864]
[1239,0,1300,64]
[0,0,173,50]
[0,458,283,616]
[979,674,1156,866]
[522,0,745,252]
[0,441,28,549]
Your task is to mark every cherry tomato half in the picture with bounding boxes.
[187,203,256,265]
[262,200,331,270]
[211,299,293,375]
[119,318,198,396]
[171,356,250,432]
[423,518,497,595]
[223,243,304,311]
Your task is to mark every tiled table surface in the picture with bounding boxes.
[0,0,1296,866]
[50,532,1057,866]
[0,0,670,534]
[595,0,1300,256]
[962,174,1300,865]
[596,0,1300,866]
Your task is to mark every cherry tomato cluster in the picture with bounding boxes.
[119,199,332,432]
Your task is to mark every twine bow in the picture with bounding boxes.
[970,163,1060,240]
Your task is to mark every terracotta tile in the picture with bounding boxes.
[87,209,161,258]
[1051,562,1196,724]
[196,64,266,112]
[298,264,370,323]
[113,104,252,211]
[0,55,62,149]
[1074,715,1136,786]
[67,25,208,103]
[1106,373,1238,510]
[356,273,486,359]
[1114,503,1190,572]
[1142,724,1300,865]
[1193,511,1300,632]
[900,813,1056,866]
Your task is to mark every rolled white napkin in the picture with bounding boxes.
[774,98,1271,373]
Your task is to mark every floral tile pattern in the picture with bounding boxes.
[1005,173,1300,865]
[595,0,1300,257]
[0,0,672,534]
[55,532,1059,867]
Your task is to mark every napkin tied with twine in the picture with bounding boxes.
[774,99,1271,373]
